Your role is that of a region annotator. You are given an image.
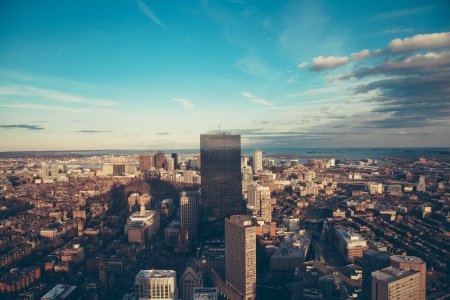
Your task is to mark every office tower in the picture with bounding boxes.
[113,164,125,176]
[171,153,178,169]
[139,154,154,171]
[134,270,177,300]
[390,255,426,300]
[200,134,244,219]
[125,206,160,243]
[154,151,166,169]
[41,164,50,178]
[180,191,200,240]
[253,149,263,174]
[371,266,421,300]
[180,258,203,300]
[247,184,271,223]
[225,215,256,300]
[165,157,175,172]
[241,166,253,199]
[193,287,218,300]
[362,250,391,300]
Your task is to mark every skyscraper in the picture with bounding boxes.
[154,151,166,169]
[253,149,263,174]
[362,249,391,300]
[371,266,421,300]
[139,154,154,171]
[171,153,178,169]
[180,191,200,240]
[134,270,177,300]
[225,215,256,300]
[200,134,244,219]
[390,255,426,300]
[247,183,271,223]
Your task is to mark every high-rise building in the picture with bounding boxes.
[113,164,125,176]
[134,270,177,300]
[371,266,421,300]
[165,157,175,172]
[180,191,200,240]
[253,149,263,174]
[139,154,154,171]
[200,134,244,219]
[154,151,166,169]
[225,215,256,300]
[362,249,391,300]
[247,184,271,223]
[171,153,178,169]
[390,255,426,300]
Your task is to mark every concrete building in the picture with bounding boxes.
[253,149,263,174]
[270,231,311,271]
[335,230,368,262]
[371,266,421,300]
[134,270,177,300]
[125,206,160,243]
[246,184,271,223]
[154,151,166,169]
[180,191,200,240]
[390,255,426,300]
[225,215,256,300]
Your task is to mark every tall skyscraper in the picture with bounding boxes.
[171,153,178,169]
[180,191,200,240]
[390,255,426,300]
[154,151,166,169]
[371,266,421,300]
[362,249,391,300]
[139,154,154,171]
[253,149,263,174]
[225,215,256,300]
[134,270,177,300]
[200,134,244,219]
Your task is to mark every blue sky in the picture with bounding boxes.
[1,0,449,150]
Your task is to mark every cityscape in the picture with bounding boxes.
[1,1,450,300]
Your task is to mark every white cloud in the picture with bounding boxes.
[388,32,450,52]
[297,62,308,68]
[137,0,165,27]
[351,49,371,60]
[310,56,349,71]
[0,103,89,113]
[241,91,273,106]
[173,98,194,110]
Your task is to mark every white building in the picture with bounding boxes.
[135,270,177,300]
[253,149,263,174]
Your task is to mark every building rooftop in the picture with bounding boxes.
[390,255,425,264]
[136,269,176,279]
[42,284,77,300]
[372,266,418,283]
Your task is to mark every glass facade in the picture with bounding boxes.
[200,134,244,219]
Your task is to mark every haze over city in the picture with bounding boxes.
[1,0,450,151]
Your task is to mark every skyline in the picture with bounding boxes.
[1,0,450,151]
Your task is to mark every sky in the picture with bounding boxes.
[0,0,449,151]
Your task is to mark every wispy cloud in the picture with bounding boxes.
[137,0,165,27]
[309,56,349,71]
[242,91,274,106]
[0,124,44,130]
[0,85,118,107]
[0,103,89,113]
[234,56,277,78]
[372,5,436,20]
[155,132,169,135]
[75,130,112,133]
[384,27,414,34]
[173,98,194,110]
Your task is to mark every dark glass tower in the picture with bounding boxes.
[200,134,244,219]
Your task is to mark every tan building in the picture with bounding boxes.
[247,184,271,223]
[225,215,256,300]
[139,154,154,171]
[125,205,160,243]
[134,269,177,300]
[335,230,368,262]
[390,255,426,300]
[180,191,200,240]
[371,266,421,300]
